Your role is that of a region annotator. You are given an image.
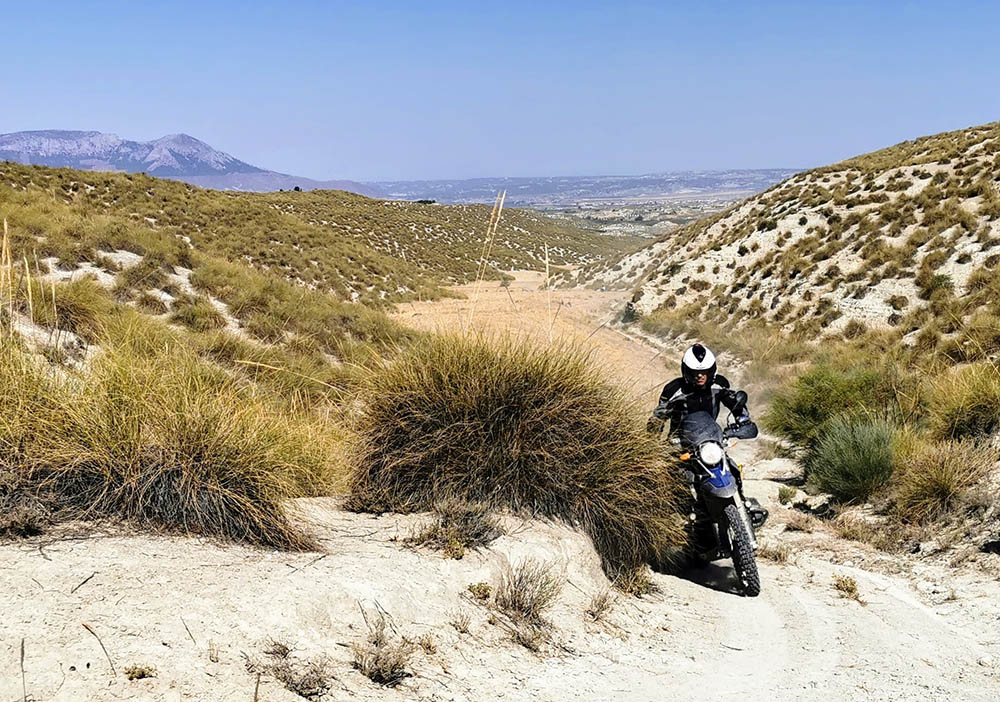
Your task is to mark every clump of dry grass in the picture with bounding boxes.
[347,333,688,576]
[124,664,156,680]
[495,559,563,625]
[0,337,329,549]
[415,633,436,655]
[351,612,415,688]
[784,511,819,533]
[467,582,492,600]
[894,440,997,524]
[585,588,614,621]
[0,502,46,538]
[245,640,333,699]
[169,293,226,332]
[832,513,906,552]
[613,566,658,597]
[757,541,791,563]
[406,499,503,559]
[832,573,864,604]
[449,609,472,634]
[928,362,1000,440]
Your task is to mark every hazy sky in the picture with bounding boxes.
[4,1,1000,181]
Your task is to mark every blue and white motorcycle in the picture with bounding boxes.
[675,410,768,596]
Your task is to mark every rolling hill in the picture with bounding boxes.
[571,121,1000,348]
[0,161,635,306]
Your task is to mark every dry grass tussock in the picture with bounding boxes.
[351,610,415,687]
[407,498,504,559]
[494,558,563,625]
[894,439,997,524]
[784,511,819,533]
[245,640,333,699]
[347,333,688,576]
[757,540,791,563]
[0,336,336,548]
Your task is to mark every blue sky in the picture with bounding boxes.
[3,1,1000,180]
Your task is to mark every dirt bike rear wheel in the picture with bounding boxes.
[724,503,760,597]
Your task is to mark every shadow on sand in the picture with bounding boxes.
[653,557,744,596]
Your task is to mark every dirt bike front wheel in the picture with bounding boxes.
[724,503,761,597]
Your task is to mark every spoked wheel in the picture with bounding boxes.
[724,503,760,597]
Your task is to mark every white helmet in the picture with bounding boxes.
[681,344,717,386]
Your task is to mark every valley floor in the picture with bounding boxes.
[2,274,998,701]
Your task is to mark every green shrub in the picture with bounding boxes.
[764,355,902,453]
[347,333,687,575]
[806,415,895,502]
[928,362,1000,440]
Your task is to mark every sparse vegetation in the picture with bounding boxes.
[351,611,415,688]
[832,574,864,604]
[246,641,333,699]
[585,588,614,621]
[407,499,503,559]
[449,609,472,634]
[784,511,818,533]
[467,582,492,601]
[494,558,563,625]
[757,541,791,563]
[124,664,156,680]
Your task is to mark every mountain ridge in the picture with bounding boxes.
[0,129,380,196]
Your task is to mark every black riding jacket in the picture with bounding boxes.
[647,374,748,435]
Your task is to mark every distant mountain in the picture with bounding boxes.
[370,170,800,206]
[0,130,379,196]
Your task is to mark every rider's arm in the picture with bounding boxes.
[717,384,751,421]
[647,378,684,434]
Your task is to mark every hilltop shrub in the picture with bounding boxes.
[928,362,1000,440]
[347,333,687,575]
[806,415,895,502]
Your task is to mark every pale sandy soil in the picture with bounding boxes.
[2,274,999,701]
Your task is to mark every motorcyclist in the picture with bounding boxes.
[647,343,755,494]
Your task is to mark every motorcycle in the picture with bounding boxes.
[674,409,768,596]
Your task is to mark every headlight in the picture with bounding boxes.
[699,442,724,465]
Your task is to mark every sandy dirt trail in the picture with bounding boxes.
[396,273,1000,699]
[397,272,668,405]
[2,274,998,701]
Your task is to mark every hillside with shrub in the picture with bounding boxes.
[0,161,634,306]
[582,121,1000,560]
[574,121,1000,344]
